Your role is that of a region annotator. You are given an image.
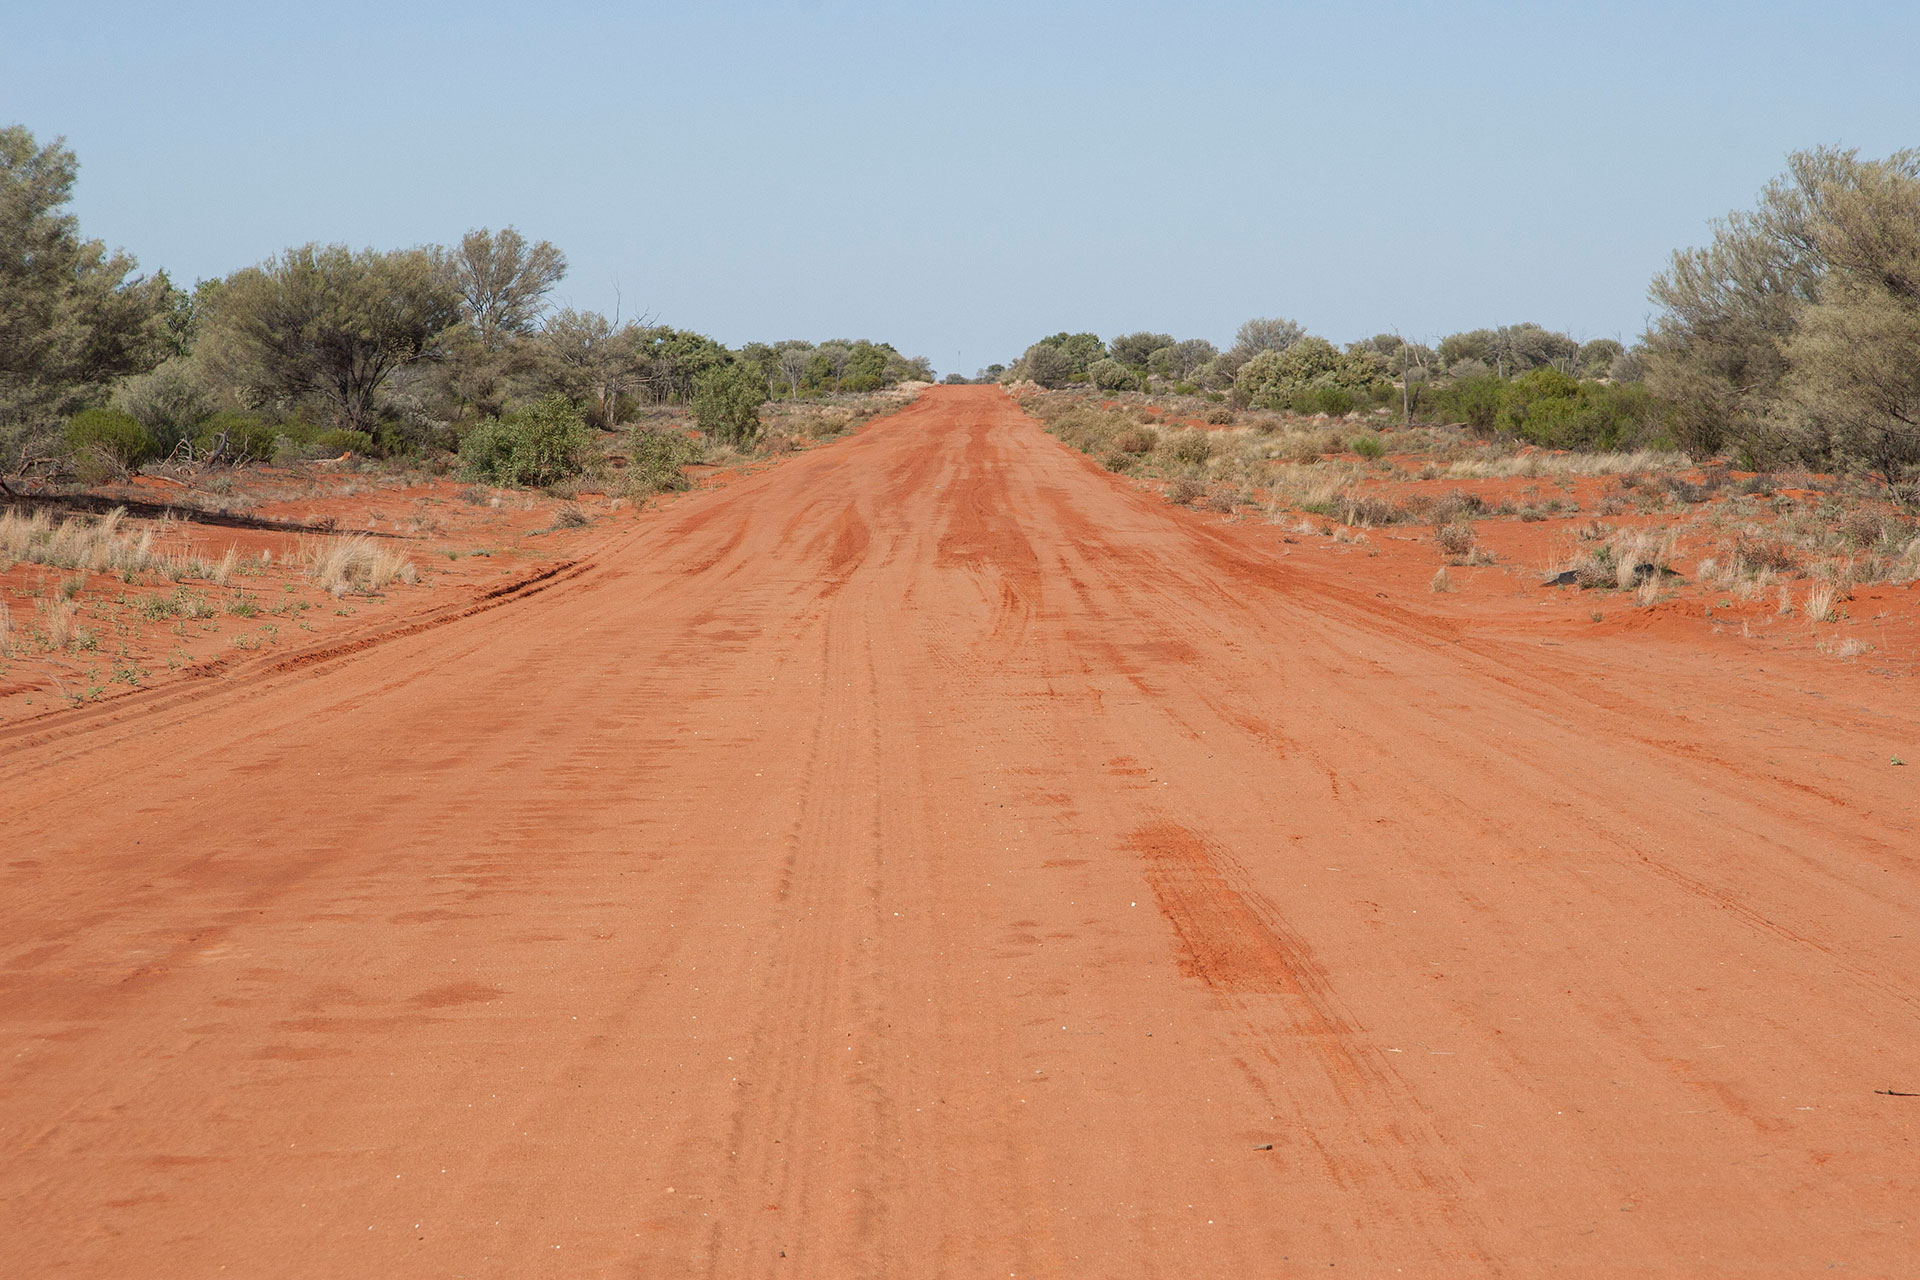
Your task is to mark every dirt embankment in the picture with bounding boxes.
[2,387,1915,1277]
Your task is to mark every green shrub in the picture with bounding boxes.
[1291,387,1357,416]
[67,408,158,472]
[691,363,767,447]
[1427,374,1507,435]
[459,395,592,488]
[627,426,700,495]
[193,410,277,462]
[314,428,374,455]
[1498,369,1660,450]
[275,426,375,463]
[457,419,517,484]
[1350,433,1386,460]
[1235,337,1386,410]
[1087,358,1138,392]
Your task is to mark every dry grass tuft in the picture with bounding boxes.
[301,535,418,596]
[1,506,157,574]
[38,597,76,649]
[1555,527,1679,591]
[1804,581,1838,623]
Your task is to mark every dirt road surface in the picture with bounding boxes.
[4,387,1915,1277]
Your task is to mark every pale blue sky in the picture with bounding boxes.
[6,1,1917,376]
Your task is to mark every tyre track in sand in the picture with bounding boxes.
[3,386,1916,1277]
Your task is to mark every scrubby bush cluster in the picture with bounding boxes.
[1,125,932,492]
[1002,144,1920,502]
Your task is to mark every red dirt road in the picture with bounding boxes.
[3,386,1916,1277]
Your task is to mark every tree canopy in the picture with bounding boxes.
[1,126,172,476]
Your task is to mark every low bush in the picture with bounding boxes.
[1164,474,1205,505]
[192,410,279,462]
[274,427,374,464]
[1434,521,1477,559]
[460,396,593,488]
[67,408,159,475]
[1350,433,1386,460]
[1088,358,1139,392]
[1164,431,1213,466]
[1424,370,1661,450]
[1290,387,1359,416]
[627,426,701,495]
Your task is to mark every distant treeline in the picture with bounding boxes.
[0,125,932,481]
[988,145,1920,501]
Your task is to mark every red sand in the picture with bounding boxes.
[3,387,1916,1276]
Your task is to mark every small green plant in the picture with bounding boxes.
[67,407,159,477]
[1350,433,1386,460]
[458,395,593,488]
[626,426,701,495]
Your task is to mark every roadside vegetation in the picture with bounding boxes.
[988,147,1918,506]
[0,124,934,503]
[0,122,939,713]
[988,145,1919,655]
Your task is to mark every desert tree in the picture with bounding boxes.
[448,227,566,349]
[1108,331,1175,369]
[1641,147,1882,457]
[0,126,173,480]
[1169,338,1217,379]
[1578,338,1625,377]
[197,243,461,433]
[1032,332,1106,376]
[1229,317,1304,359]
[1779,154,1920,497]
[535,308,637,427]
[434,227,567,419]
[1014,341,1076,388]
[112,356,217,453]
[810,340,853,392]
[775,341,813,398]
[1234,335,1385,409]
[633,326,728,404]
